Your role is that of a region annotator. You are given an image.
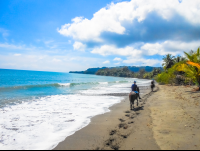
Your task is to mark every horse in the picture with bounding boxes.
[130,91,139,110]
[151,84,155,92]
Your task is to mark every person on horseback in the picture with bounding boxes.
[151,79,155,91]
[129,81,141,100]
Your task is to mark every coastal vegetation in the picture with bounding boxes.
[96,66,162,79]
[156,48,200,90]
[70,66,162,75]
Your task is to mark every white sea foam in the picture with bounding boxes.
[99,82,108,85]
[0,79,150,150]
[0,94,123,150]
[81,83,131,95]
[58,83,71,87]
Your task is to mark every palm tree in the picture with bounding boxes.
[174,55,186,63]
[174,48,200,90]
[162,54,175,70]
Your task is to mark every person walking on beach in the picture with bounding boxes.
[129,81,141,100]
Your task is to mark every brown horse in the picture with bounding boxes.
[129,91,139,110]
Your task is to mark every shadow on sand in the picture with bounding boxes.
[131,106,144,111]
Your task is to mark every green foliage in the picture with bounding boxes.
[174,55,186,63]
[156,48,200,87]
[96,67,162,79]
[156,67,176,84]
[96,67,135,77]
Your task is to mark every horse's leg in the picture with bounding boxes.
[130,96,132,110]
[130,101,132,110]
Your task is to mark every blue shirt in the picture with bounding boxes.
[131,84,137,91]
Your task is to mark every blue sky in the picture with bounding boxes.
[0,0,200,72]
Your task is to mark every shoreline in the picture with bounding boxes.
[54,85,200,150]
[70,72,153,80]
[53,87,155,150]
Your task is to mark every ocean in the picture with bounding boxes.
[0,69,151,150]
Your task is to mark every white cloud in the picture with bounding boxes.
[103,60,110,64]
[123,58,161,66]
[113,57,122,61]
[141,40,200,56]
[91,40,200,58]
[57,0,200,68]
[73,41,86,51]
[91,45,142,57]
[14,54,21,56]
[58,0,200,42]
[72,17,84,23]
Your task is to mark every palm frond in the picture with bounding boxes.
[184,52,193,61]
[197,48,200,56]
[187,61,200,69]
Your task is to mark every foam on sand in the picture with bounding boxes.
[0,94,123,150]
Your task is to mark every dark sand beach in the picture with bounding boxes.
[54,85,200,150]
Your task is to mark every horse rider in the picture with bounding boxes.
[151,79,155,85]
[129,81,141,101]
[150,79,155,91]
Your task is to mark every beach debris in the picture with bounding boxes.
[65,119,75,122]
[5,128,19,131]
[124,125,128,129]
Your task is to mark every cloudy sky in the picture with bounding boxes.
[0,0,200,72]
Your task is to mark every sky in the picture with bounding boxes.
[0,0,200,72]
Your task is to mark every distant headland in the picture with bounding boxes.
[69,66,163,79]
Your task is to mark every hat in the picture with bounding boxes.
[134,81,136,83]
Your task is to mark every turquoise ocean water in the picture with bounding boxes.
[0,69,151,149]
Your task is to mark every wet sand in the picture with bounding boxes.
[54,87,159,150]
[54,85,200,150]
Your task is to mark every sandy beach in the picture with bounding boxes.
[54,85,200,150]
